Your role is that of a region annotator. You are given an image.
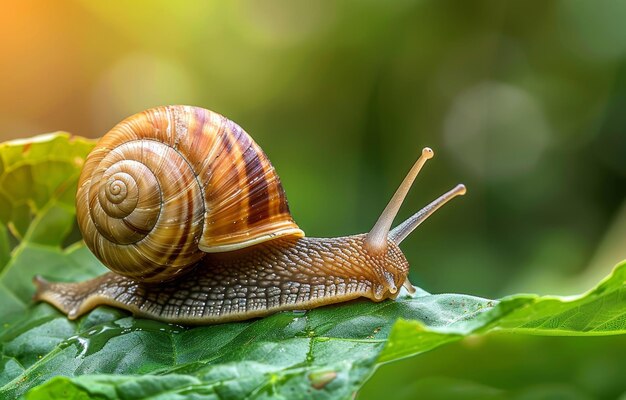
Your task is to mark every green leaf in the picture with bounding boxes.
[0,134,623,399]
[378,261,626,363]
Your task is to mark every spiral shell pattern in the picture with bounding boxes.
[76,106,303,282]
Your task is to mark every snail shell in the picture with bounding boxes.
[77,106,303,283]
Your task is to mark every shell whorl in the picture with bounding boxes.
[76,106,303,282]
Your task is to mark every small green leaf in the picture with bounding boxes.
[0,134,623,399]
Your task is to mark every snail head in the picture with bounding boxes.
[363,147,466,294]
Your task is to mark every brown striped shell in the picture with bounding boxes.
[76,105,304,283]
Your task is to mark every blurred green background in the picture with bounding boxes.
[1,1,625,398]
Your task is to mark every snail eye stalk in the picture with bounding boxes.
[389,184,466,245]
[364,147,433,254]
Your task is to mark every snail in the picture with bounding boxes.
[33,105,466,324]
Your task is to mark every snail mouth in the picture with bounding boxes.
[372,284,396,301]
[370,269,414,301]
[372,271,401,301]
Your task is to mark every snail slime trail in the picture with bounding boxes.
[33,105,466,324]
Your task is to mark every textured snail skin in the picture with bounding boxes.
[34,235,409,324]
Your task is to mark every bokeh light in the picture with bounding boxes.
[444,81,550,181]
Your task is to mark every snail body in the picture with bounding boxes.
[34,105,465,324]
